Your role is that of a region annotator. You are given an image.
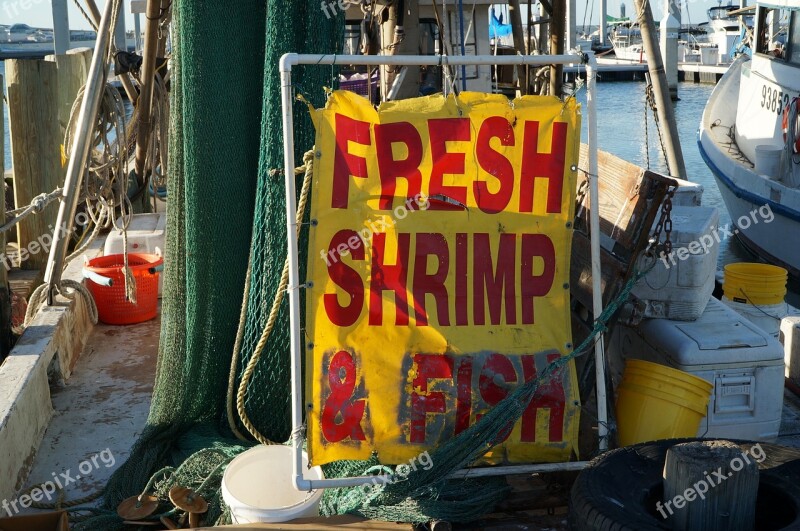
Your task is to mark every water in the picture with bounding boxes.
[575,80,799,303]
[576,80,745,265]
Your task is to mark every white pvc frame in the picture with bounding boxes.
[279,52,606,491]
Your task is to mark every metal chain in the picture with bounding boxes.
[652,185,676,255]
[645,82,671,175]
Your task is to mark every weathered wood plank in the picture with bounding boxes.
[6,59,62,270]
[45,48,93,141]
[663,440,759,530]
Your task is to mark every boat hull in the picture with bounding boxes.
[709,157,800,278]
[698,136,800,278]
[699,54,800,279]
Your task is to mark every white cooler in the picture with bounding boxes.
[632,205,720,320]
[611,297,785,441]
[104,213,166,295]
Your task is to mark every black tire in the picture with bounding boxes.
[569,439,800,531]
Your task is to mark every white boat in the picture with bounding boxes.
[698,0,800,277]
[702,3,752,63]
[609,21,648,62]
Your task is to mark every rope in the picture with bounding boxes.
[21,482,104,511]
[23,63,128,330]
[0,188,63,233]
[226,247,255,442]
[71,0,97,31]
[24,280,99,328]
[227,150,315,446]
[784,97,800,176]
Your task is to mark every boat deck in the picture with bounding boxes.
[9,302,800,528]
[19,313,159,509]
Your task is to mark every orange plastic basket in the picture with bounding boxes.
[84,253,163,325]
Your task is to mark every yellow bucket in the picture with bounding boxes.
[723,262,788,305]
[616,360,713,446]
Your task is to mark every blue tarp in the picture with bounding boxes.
[490,8,513,39]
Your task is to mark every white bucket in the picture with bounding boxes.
[755,145,783,179]
[222,445,324,524]
[722,295,788,339]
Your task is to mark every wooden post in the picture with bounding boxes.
[0,74,12,357]
[508,0,527,95]
[662,441,758,531]
[6,59,63,271]
[549,0,565,97]
[45,48,93,142]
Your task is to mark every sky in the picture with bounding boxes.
[0,0,731,32]
[1,0,137,31]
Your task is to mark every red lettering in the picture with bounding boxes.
[519,121,567,214]
[375,122,423,210]
[370,233,412,326]
[321,350,366,442]
[521,353,566,442]
[473,234,517,326]
[475,116,515,213]
[410,354,454,443]
[520,234,556,324]
[477,353,517,443]
[428,118,470,210]
[324,230,365,327]
[455,233,468,326]
[332,114,371,209]
[412,233,450,326]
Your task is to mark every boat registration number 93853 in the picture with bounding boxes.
[761,83,798,115]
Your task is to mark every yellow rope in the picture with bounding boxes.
[227,150,315,445]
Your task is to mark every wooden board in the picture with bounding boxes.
[571,144,677,320]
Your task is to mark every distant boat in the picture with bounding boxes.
[698,1,800,277]
[609,21,647,62]
[702,3,753,62]
[680,4,752,65]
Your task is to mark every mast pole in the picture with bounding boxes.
[632,0,687,178]
[133,0,164,184]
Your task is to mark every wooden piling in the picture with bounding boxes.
[663,440,758,531]
[6,59,63,271]
[46,48,93,142]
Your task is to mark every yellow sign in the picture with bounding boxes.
[305,91,581,465]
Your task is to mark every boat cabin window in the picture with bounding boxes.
[756,6,790,59]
